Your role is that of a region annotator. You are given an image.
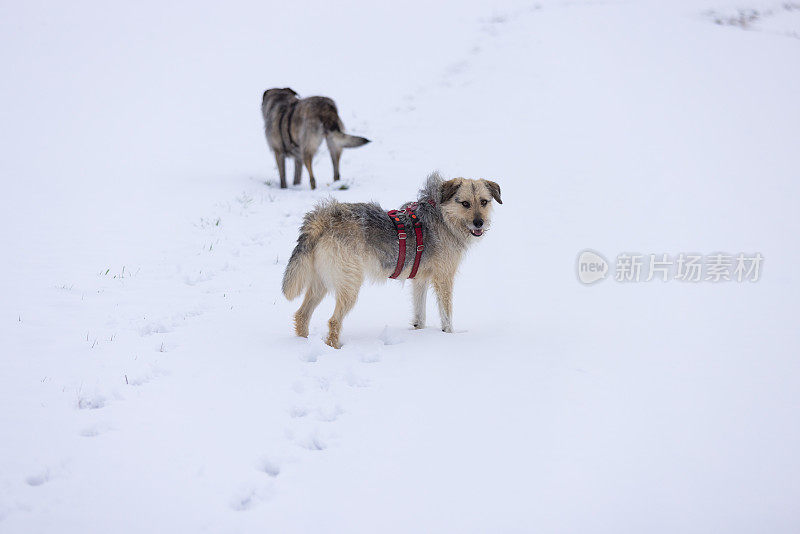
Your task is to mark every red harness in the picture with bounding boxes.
[387,200,434,279]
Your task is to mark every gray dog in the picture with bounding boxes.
[282,172,502,348]
[261,88,370,189]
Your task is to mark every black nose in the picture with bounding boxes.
[473,218,483,228]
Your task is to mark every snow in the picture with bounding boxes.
[2,0,799,532]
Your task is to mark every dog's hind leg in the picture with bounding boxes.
[325,136,342,182]
[293,156,303,186]
[432,275,455,333]
[294,278,325,338]
[275,151,287,189]
[411,278,428,329]
[326,277,361,349]
[302,152,317,190]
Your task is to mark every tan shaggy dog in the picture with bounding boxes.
[282,172,502,348]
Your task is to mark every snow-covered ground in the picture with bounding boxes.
[2,1,799,532]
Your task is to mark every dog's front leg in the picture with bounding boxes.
[432,275,454,333]
[411,279,428,329]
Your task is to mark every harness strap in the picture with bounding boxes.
[387,210,406,279]
[387,203,426,279]
[409,218,424,279]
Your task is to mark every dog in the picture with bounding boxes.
[261,88,370,189]
[282,172,502,348]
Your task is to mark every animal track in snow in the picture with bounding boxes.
[76,393,106,410]
[25,463,68,487]
[126,365,166,386]
[479,13,509,36]
[230,483,273,511]
[299,431,328,451]
[359,351,382,363]
[183,270,215,286]
[297,338,332,363]
[25,470,51,487]
[379,325,404,346]
[139,322,172,336]
[344,369,370,388]
[79,422,111,437]
[138,310,203,336]
[299,348,320,363]
[230,491,256,511]
[257,457,281,478]
[316,376,332,392]
[289,405,309,418]
[315,404,344,422]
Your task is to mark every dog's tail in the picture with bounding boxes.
[327,130,370,149]
[320,107,369,149]
[282,234,315,300]
[322,116,369,148]
[282,210,326,300]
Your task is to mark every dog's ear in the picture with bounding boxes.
[482,179,502,204]
[284,87,298,96]
[440,179,462,204]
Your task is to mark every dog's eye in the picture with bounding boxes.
[461,201,470,208]
[480,199,488,207]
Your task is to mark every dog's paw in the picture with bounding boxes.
[441,325,454,333]
[412,322,425,330]
[293,315,309,338]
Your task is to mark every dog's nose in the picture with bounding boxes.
[473,218,484,228]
